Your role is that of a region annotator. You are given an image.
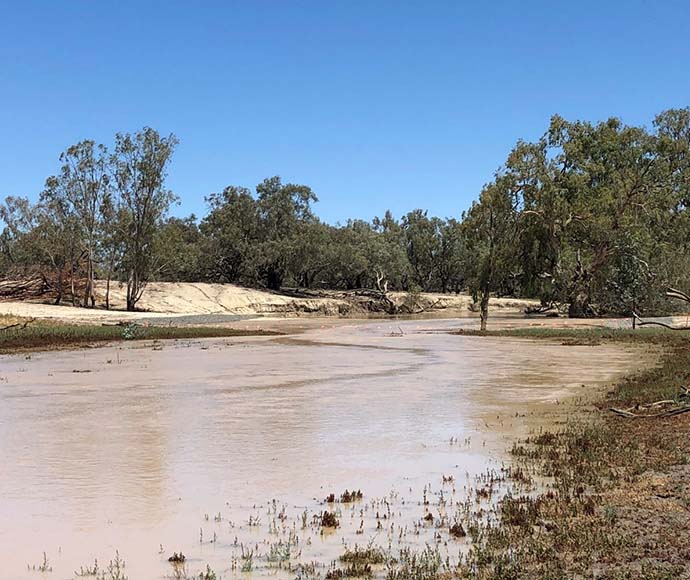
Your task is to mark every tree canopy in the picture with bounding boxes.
[2,109,689,319]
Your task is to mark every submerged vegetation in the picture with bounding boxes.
[451,328,690,579]
[320,511,340,529]
[12,326,687,578]
[325,490,364,504]
[297,328,689,579]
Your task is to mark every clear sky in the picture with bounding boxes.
[1,0,689,224]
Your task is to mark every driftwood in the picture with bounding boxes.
[610,406,690,419]
[667,287,690,303]
[0,274,47,301]
[278,287,443,316]
[633,304,690,331]
[633,312,690,331]
[524,303,557,315]
[0,263,90,305]
[630,286,690,330]
[610,386,690,418]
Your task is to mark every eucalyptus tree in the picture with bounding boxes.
[323,220,370,289]
[372,210,410,290]
[463,175,520,330]
[99,192,125,309]
[153,216,204,282]
[653,108,690,300]
[200,177,320,290]
[201,185,259,284]
[254,176,318,290]
[41,140,111,306]
[401,209,441,291]
[437,218,466,293]
[503,113,690,316]
[0,195,77,304]
[289,220,332,288]
[111,128,178,310]
[538,116,677,315]
[0,196,38,270]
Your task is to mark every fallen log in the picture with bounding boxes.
[609,387,690,418]
[633,312,690,331]
[667,287,690,304]
[609,405,690,419]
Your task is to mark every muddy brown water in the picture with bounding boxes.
[0,318,654,579]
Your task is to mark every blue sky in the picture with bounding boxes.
[1,0,689,224]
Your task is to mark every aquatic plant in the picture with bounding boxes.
[241,549,254,572]
[75,559,99,576]
[386,546,441,580]
[320,511,340,528]
[96,551,127,580]
[196,564,217,580]
[449,522,466,538]
[340,489,364,503]
[325,489,364,503]
[28,552,52,573]
[326,563,373,578]
[340,543,387,566]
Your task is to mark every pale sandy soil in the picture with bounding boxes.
[98,281,537,316]
[0,280,538,323]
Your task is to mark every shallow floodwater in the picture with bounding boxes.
[0,319,652,579]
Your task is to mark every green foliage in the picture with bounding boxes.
[462,176,520,329]
[386,546,441,580]
[0,128,177,311]
[153,216,204,282]
[112,127,178,310]
[2,109,690,316]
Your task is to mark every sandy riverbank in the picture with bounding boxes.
[0,281,538,324]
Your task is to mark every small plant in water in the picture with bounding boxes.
[386,546,441,580]
[449,521,466,538]
[28,552,52,572]
[340,543,387,566]
[325,490,364,503]
[97,551,127,580]
[340,489,364,502]
[197,564,217,580]
[321,510,340,528]
[241,549,254,572]
[75,559,99,576]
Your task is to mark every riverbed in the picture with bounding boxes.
[0,318,654,579]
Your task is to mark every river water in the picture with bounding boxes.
[0,318,652,579]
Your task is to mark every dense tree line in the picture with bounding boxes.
[464,109,690,327]
[2,110,689,317]
[0,128,177,310]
